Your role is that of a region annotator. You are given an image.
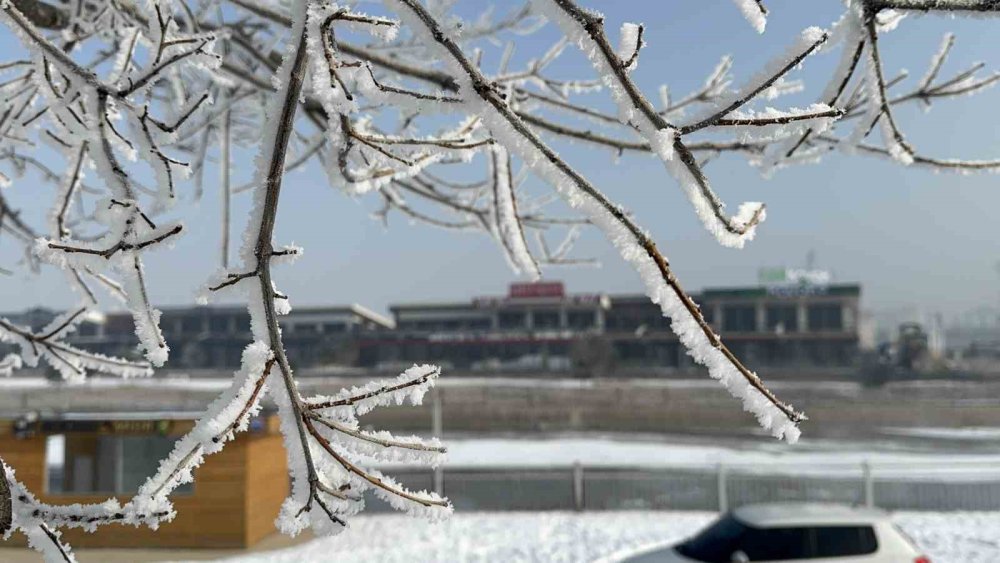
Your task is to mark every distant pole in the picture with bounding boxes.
[573,461,584,511]
[114,437,125,494]
[433,462,444,498]
[862,460,874,508]
[433,390,444,496]
[219,102,232,269]
[995,261,1000,323]
[717,463,728,512]
[432,388,443,437]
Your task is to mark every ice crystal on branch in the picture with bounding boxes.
[733,0,769,34]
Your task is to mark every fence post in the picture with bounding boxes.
[433,390,444,496]
[573,461,584,511]
[432,388,443,437]
[717,462,728,512]
[862,460,874,508]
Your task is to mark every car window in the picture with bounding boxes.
[675,514,748,562]
[674,516,814,562]
[676,517,879,562]
[740,526,812,560]
[813,526,878,558]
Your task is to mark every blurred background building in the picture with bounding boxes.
[0,277,863,378]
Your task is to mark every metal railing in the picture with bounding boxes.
[372,460,1000,513]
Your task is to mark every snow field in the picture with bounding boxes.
[220,510,1000,563]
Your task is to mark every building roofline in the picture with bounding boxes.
[394,283,862,311]
[701,283,861,298]
[20,410,206,421]
[391,302,486,312]
[94,303,396,327]
[392,296,609,311]
[345,303,395,329]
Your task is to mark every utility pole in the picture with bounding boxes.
[433,390,444,496]
[995,261,1000,327]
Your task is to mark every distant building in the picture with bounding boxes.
[0,304,393,372]
[1,281,861,376]
[359,281,862,373]
[363,282,611,372]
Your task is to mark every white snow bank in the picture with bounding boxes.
[882,426,1000,442]
[385,436,1000,480]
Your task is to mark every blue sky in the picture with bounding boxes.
[1,1,999,320]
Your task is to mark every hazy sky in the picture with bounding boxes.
[1,1,999,321]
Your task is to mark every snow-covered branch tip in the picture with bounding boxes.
[0,308,151,382]
[281,364,450,534]
[733,0,769,34]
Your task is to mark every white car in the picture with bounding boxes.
[624,503,929,563]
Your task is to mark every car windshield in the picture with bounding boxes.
[675,514,878,562]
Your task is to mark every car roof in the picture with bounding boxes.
[732,503,889,527]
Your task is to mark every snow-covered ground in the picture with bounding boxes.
[214,511,1000,563]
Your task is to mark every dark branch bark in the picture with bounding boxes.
[870,0,1000,11]
[7,0,69,29]
[0,462,10,536]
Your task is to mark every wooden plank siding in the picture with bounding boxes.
[244,434,291,546]
[0,417,289,549]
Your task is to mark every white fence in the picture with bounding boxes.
[374,461,1000,513]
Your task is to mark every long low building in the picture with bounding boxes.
[0,304,394,371]
[0,280,861,376]
[359,281,861,374]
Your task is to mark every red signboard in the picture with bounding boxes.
[508,282,564,299]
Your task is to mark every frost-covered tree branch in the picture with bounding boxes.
[0,308,150,382]
[2,0,1000,559]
